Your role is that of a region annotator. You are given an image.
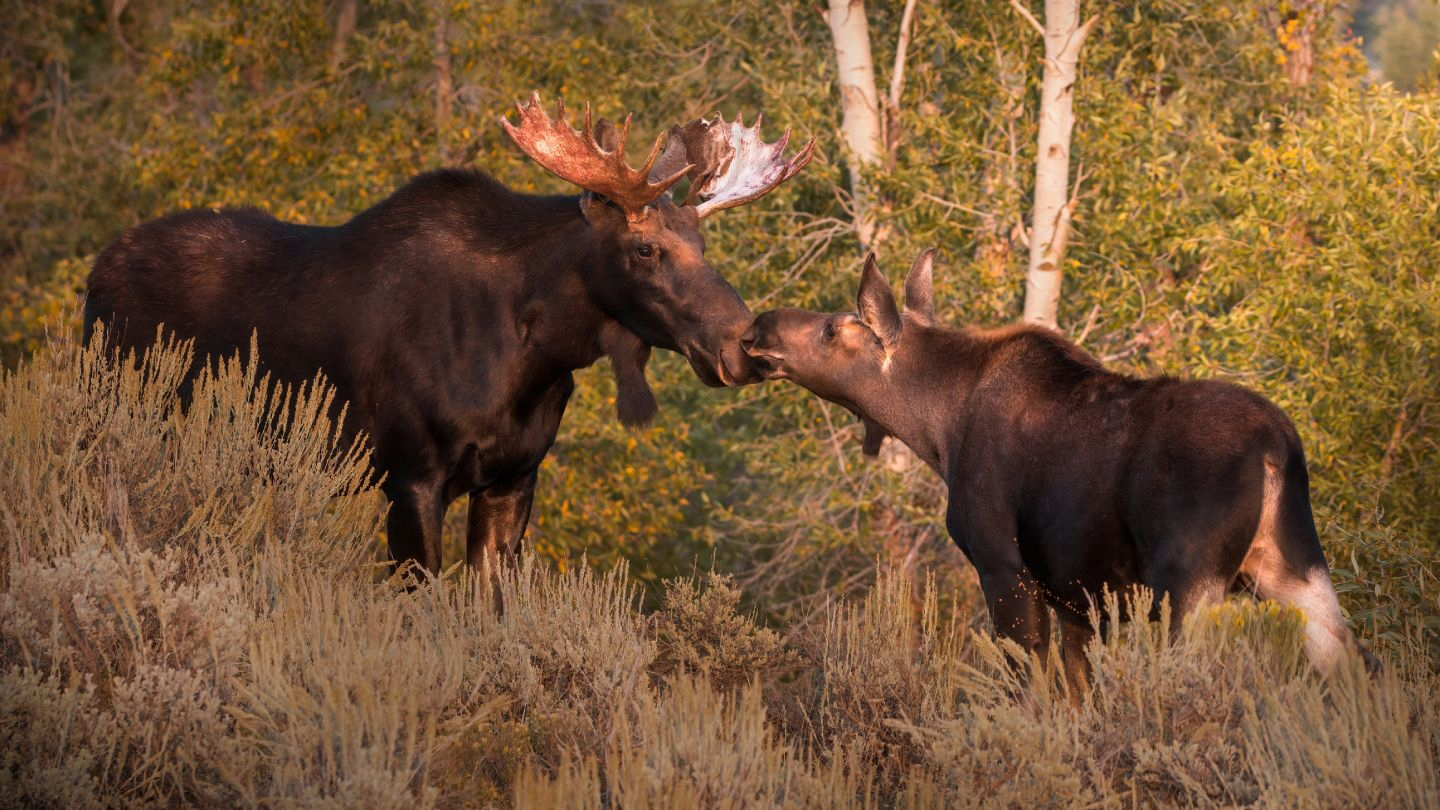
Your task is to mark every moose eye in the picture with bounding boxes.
[823,321,837,341]
[635,243,656,259]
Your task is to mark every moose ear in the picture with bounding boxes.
[593,117,622,152]
[857,253,901,350]
[579,190,624,227]
[904,248,936,325]
[600,323,658,428]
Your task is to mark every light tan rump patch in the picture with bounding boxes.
[1238,458,1349,672]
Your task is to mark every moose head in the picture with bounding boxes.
[502,93,814,399]
[741,249,936,451]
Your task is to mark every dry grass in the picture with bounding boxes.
[1,333,1436,808]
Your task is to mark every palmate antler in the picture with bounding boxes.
[501,92,691,221]
[502,92,814,221]
[655,113,817,220]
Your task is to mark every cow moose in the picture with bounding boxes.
[83,92,814,575]
[740,249,1378,687]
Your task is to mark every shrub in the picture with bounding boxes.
[900,589,1440,808]
[515,676,874,810]
[0,327,384,582]
[0,305,1436,808]
[788,568,970,792]
[650,571,798,694]
[0,330,381,806]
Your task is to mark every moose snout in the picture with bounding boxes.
[739,313,791,380]
[739,324,759,354]
[740,314,778,357]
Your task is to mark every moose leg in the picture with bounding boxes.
[1144,556,1228,642]
[947,501,1050,662]
[385,481,446,577]
[1237,459,1380,673]
[466,468,539,569]
[1057,612,1095,701]
[1134,491,1249,638]
[982,567,1052,661]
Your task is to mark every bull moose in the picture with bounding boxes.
[83,92,813,574]
[740,249,1378,685]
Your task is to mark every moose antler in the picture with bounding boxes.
[501,91,692,221]
[651,113,816,220]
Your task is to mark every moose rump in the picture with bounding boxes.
[1012,371,1359,673]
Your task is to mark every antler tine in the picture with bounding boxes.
[616,113,633,158]
[581,103,595,151]
[772,125,792,153]
[634,119,673,181]
[500,91,689,220]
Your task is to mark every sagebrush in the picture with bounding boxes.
[1,334,1436,808]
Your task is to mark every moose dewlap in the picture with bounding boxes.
[741,249,1378,684]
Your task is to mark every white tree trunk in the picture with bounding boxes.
[1019,0,1096,329]
[825,0,883,248]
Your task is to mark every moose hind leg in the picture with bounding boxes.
[1135,463,1259,638]
[1143,560,1229,642]
[1240,537,1354,672]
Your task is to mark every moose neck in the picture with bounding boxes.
[500,206,632,376]
[852,319,991,478]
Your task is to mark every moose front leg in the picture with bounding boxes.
[947,500,1051,662]
[981,566,1052,660]
[466,469,539,569]
[385,481,446,578]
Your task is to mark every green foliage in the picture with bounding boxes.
[1170,89,1440,533]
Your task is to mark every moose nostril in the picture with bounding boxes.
[739,328,757,352]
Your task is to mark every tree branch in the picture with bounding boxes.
[329,0,359,72]
[1007,0,1046,37]
[888,0,920,116]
